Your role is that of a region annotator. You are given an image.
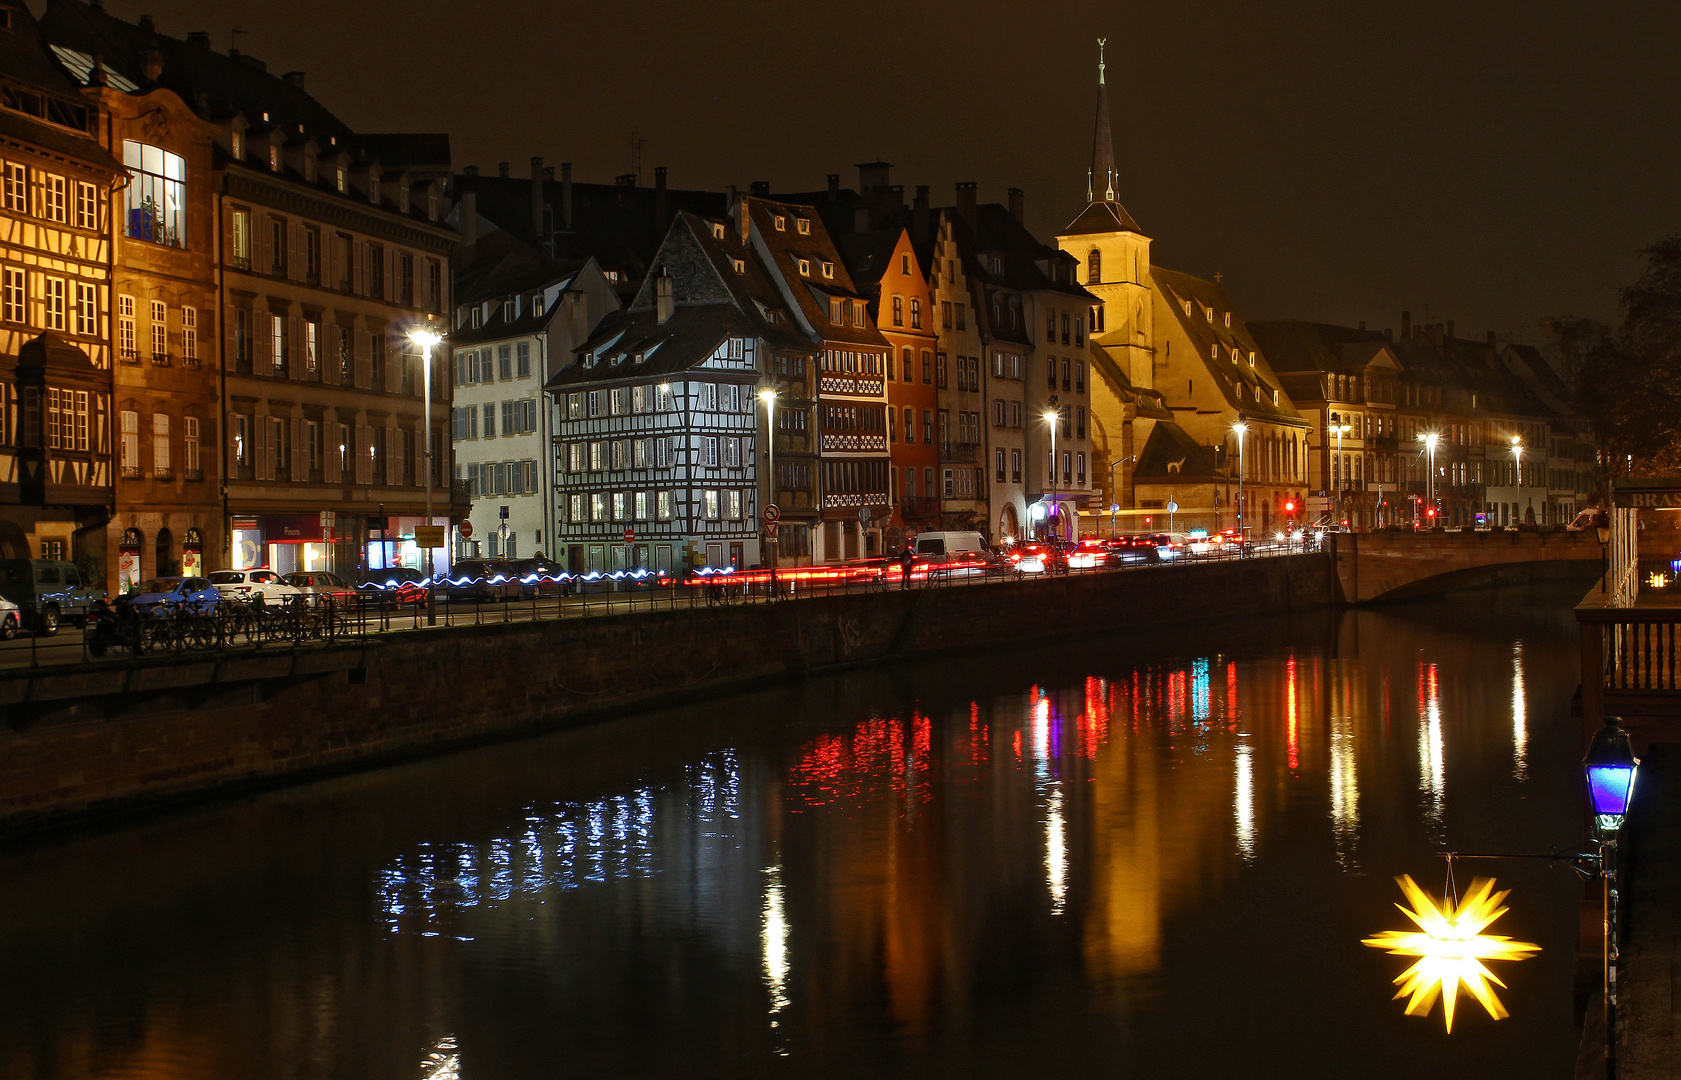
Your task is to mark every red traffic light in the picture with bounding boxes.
[1427,508,1437,517]
[1285,501,1295,513]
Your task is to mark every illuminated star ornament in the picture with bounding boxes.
[1362,874,1541,1032]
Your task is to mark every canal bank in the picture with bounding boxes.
[0,552,1333,840]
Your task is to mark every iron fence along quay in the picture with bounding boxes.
[0,536,1315,672]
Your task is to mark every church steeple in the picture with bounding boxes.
[1088,38,1116,203]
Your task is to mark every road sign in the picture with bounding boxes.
[499,505,510,520]
[459,520,475,538]
[764,521,779,537]
[414,525,446,549]
[1165,500,1179,514]
[319,510,336,529]
[624,527,635,543]
[497,523,510,542]
[763,503,781,524]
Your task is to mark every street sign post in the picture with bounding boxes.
[763,503,781,524]
[460,520,474,539]
[764,521,778,536]
[415,525,446,549]
[624,527,635,544]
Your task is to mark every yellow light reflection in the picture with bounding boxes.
[1511,643,1528,782]
[1362,875,1540,1032]
[1419,664,1444,830]
[1234,741,1255,860]
[1046,783,1067,914]
[761,865,791,1022]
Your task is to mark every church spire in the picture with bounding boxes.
[1089,37,1116,204]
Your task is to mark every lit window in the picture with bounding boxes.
[774,215,786,231]
[822,261,833,278]
[149,299,166,356]
[122,141,186,247]
[798,259,810,276]
[796,218,810,235]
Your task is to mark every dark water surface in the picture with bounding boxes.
[0,585,1593,1079]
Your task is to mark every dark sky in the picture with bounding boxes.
[94,0,1681,341]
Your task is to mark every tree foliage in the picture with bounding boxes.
[1562,236,1681,474]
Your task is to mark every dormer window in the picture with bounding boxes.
[303,153,315,183]
[1183,300,1192,316]
[399,185,409,213]
[231,130,244,161]
[712,223,725,239]
[335,166,346,193]
[1248,351,1256,367]
[798,259,810,276]
[732,258,745,273]
[796,218,810,235]
[1206,306,1213,323]
[851,300,866,325]
[531,294,544,316]
[268,144,279,172]
[1224,312,1231,327]
[774,215,786,231]
[821,262,834,279]
[502,299,515,322]
[470,308,483,329]
[428,191,438,220]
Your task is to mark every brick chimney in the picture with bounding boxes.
[463,165,478,176]
[1487,330,1497,347]
[1008,187,1024,223]
[749,180,770,196]
[955,181,977,227]
[560,162,572,230]
[913,185,930,244]
[1401,310,1412,339]
[654,166,667,228]
[738,195,750,244]
[530,156,543,237]
[655,271,674,324]
[1446,319,1455,341]
[827,173,840,200]
[283,71,305,90]
[857,160,891,194]
[498,162,509,178]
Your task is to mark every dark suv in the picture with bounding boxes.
[0,558,100,635]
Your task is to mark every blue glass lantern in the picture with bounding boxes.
[1583,717,1639,831]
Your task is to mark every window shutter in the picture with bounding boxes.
[253,414,269,480]
[288,223,303,283]
[325,421,342,483]
[355,330,371,388]
[291,417,306,480]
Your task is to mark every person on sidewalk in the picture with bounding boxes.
[900,546,915,591]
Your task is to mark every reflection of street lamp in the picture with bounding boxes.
[758,387,779,585]
[1232,422,1248,543]
[1584,716,1640,1078]
[1419,431,1440,527]
[408,327,442,625]
[1043,409,1059,541]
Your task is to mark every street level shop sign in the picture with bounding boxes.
[414,525,446,549]
[1612,478,1681,509]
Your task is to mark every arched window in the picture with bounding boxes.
[1087,248,1101,285]
[901,347,913,383]
[156,526,174,576]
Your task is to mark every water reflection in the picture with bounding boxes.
[0,590,1594,1080]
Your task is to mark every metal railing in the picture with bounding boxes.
[0,540,1309,673]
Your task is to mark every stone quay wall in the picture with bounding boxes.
[0,553,1334,839]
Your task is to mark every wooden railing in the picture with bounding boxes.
[1577,593,1681,728]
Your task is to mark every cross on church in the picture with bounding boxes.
[1215,271,1223,283]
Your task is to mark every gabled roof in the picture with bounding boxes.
[834,228,902,289]
[1135,422,1222,482]
[1247,320,1400,377]
[449,259,600,346]
[547,305,768,391]
[1153,267,1305,426]
[744,196,888,349]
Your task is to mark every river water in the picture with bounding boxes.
[0,584,1594,1079]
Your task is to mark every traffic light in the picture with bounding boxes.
[1285,500,1295,514]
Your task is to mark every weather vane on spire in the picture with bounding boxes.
[1098,38,1106,85]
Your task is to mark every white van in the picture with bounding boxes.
[912,531,988,557]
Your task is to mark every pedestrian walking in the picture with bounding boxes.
[900,546,915,590]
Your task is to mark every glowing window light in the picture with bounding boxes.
[1362,875,1540,1032]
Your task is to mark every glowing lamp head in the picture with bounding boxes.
[758,388,778,404]
[1583,716,1639,830]
[1043,410,1058,426]
[1231,422,1248,438]
[408,328,442,348]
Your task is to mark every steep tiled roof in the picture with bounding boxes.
[1062,199,1142,237]
[1153,267,1305,426]
[745,197,887,349]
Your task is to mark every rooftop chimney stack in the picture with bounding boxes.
[143,49,163,81]
[463,165,478,176]
[738,195,750,244]
[530,156,544,237]
[1007,187,1024,223]
[186,31,209,47]
[654,166,667,228]
[749,180,770,196]
[498,161,509,178]
[827,173,840,200]
[1401,310,1412,339]
[1487,330,1497,347]
[282,71,305,90]
[913,184,930,243]
[560,162,573,230]
[1446,319,1455,342]
[857,160,891,195]
[655,271,674,324]
[955,181,977,227]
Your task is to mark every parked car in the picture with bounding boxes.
[445,559,524,602]
[208,568,302,603]
[1067,539,1109,569]
[1008,542,1067,575]
[0,596,19,640]
[282,571,358,606]
[505,557,568,596]
[120,577,220,616]
[350,566,430,608]
[913,531,989,558]
[0,558,100,635]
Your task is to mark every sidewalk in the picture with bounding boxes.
[1579,744,1680,1077]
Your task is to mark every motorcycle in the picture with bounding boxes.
[86,599,147,657]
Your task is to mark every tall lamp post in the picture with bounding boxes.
[1512,434,1526,523]
[408,327,442,625]
[1584,716,1640,1080]
[1043,408,1060,542]
[1232,421,1248,548]
[1419,431,1440,527]
[1107,454,1135,539]
[1330,422,1350,530]
[758,387,779,586]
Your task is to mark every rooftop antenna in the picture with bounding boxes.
[630,132,642,187]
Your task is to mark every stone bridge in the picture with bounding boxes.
[1329,529,1603,603]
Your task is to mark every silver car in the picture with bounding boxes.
[208,568,302,603]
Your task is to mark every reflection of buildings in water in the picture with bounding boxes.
[1511,641,1529,782]
[1322,656,1366,869]
[1417,662,1446,832]
[420,1035,461,1080]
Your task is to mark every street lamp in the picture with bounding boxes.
[1108,454,1135,539]
[1584,716,1640,1078]
[758,387,779,586]
[1418,431,1440,527]
[1043,409,1059,542]
[408,327,442,625]
[1330,423,1350,531]
[1232,422,1248,547]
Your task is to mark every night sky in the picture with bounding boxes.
[84,0,1681,342]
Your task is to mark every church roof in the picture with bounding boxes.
[1153,266,1308,427]
[1063,199,1143,236]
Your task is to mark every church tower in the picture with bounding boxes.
[1058,38,1154,392]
